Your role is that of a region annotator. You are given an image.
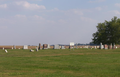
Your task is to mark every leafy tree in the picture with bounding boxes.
[92,16,120,45]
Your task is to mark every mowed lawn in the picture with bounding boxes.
[0,48,120,77]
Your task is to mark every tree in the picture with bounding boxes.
[92,16,120,45]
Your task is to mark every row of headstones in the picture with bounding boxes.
[100,43,117,49]
[2,45,28,50]
[39,43,65,49]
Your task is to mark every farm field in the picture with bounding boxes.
[0,49,120,77]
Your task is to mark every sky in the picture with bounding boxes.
[0,0,120,45]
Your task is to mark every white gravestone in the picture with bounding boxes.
[23,45,28,49]
[36,47,38,51]
[5,49,8,53]
[47,44,50,49]
[70,42,74,50]
[30,49,34,52]
[54,45,60,49]
[61,46,65,49]
[100,43,103,49]
[3,47,4,50]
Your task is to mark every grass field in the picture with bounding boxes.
[0,48,120,77]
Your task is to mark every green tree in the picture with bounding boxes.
[92,16,120,45]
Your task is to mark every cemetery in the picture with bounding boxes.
[0,47,119,77]
[0,42,120,77]
[0,42,118,50]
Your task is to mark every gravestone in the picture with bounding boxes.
[39,43,41,50]
[54,45,60,49]
[61,46,65,49]
[59,45,61,49]
[70,42,74,50]
[30,49,34,52]
[23,45,28,49]
[13,45,16,49]
[76,43,78,49]
[104,44,108,49]
[43,44,48,49]
[36,46,38,51]
[112,43,115,49]
[100,43,104,49]
[109,43,112,49]
[47,44,50,49]
[97,46,99,48]
[3,47,4,50]
[95,46,96,49]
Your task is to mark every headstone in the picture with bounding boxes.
[61,46,65,49]
[47,44,50,49]
[97,46,99,48]
[30,49,34,52]
[13,45,16,49]
[23,45,28,49]
[3,47,4,50]
[54,45,60,49]
[39,43,41,50]
[12,47,13,49]
[76,43,78,49]
[36,46,38,51]
[113,43,115,49]
[104,44,108,49]
[43,44,48,49]
[100,43,103,49]
[70,42,74,50]
[95,46,96,49]
[109,43,112,49]
[5,49,8,53]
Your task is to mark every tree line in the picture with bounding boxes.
[92,16,120,45]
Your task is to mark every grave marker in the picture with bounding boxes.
[47,44,50,49]
[13,45,16,49]
[104,44,108,49]
[70,42,74,50]
[54,45,60,49]
[39,43,41,50]
[36,46,38,51]
[61,46,65,49]
[43,44,48,49]
[100,43,104,49]
[23,45,28,49]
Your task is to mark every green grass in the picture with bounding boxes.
[0,48,120,77]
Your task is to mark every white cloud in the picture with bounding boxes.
[30,15,45,21]
[89,0,106,3]
[80,17,97,23]
[0,4,7,8]
[64,9,84,16]
[115,3,120,8]
[15,14,27,18]
[50,8,59,11]
[113,10,120,15]
[14,1,46,10]
[73,10,84,15]
[95,7,102,11]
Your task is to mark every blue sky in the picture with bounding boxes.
[0,0,120,45]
